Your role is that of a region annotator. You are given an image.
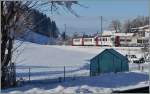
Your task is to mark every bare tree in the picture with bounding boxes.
[130,16,149,28]
[122,20,132,33]
[1,1,33,87]
[1,1,80,88]
[122,16,149,33]
[110,20,121,32]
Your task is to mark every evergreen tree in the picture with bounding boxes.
[61,32,66,41]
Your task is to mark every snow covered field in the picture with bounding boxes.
[2,41,149,93]
[14,41,143,67]
[2,72,149,94]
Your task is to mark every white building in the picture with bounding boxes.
[131,25,150,46]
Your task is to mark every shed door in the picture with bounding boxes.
[100,52,114,73]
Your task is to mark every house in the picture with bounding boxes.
[131,25,150,46]
[113,33,135,46]
[90,49,129,76]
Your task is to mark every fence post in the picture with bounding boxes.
[64,66,65,81]
[29,67,30,82]
[138,64,140,70]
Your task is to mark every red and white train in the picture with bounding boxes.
[72,25,150,47]
[72,35,118,46]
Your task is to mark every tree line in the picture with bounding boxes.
[110,16,149,33]
[28,9,59,39]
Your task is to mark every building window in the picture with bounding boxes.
[137,39,142,43]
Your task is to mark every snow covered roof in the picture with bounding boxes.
[73,35,97,39]
[145,29,150,32]
[113,33,134,37]
[138,25,149,29]
[102,30,115,36]
[91,49,128,61]
[131,25,150,30]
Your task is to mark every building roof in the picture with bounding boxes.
[102,30,115,36]
[113,33,134,37]
[73,35,95,39]
[90,49,128,61]
[138,25,149,29]
[131,25,150,31]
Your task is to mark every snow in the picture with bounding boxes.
[14,42,97,67]
[18,31,50,45]
[2,41,149,94]
[102,30,115,36]
[2,72,149,94]
[18,30,58,45]
[113,32,134,37]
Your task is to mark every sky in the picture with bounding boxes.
[40,0,149,35]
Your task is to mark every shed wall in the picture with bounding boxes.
[90,50,129,76]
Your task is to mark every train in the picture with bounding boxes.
[72,25,149,47]
[72,35,118,46]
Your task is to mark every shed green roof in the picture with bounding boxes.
[90,49,128,61]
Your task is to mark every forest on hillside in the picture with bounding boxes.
[27,9,59,38]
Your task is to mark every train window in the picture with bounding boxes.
[84,38,92,42]
[127,39,131,42]
[137,39,142,43]
[106,38,107,41]
[74,39,80,42]
[120,39,125,41]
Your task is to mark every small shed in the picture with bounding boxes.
[90,49,129,76]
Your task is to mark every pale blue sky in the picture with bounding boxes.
[72,0,149,17]
[40,0,149,35]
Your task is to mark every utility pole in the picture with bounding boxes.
[49,23,52,45]
[100,16,103,46]
[100,16,103,35]
[64,24,66,45]
[64,24,66,34]
[64,66,66,81]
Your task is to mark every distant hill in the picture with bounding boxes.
[16,8,60,45]
[29,9,59,38]
[18,29,60,45]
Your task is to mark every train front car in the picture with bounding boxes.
[72,37,83,46]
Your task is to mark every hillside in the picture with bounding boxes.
[18,30,59,45]
[15,8,60,45]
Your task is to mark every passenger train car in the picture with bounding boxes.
[72,36,114,46]
[72,25,149,47]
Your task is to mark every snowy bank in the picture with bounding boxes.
[2,72,149,94]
